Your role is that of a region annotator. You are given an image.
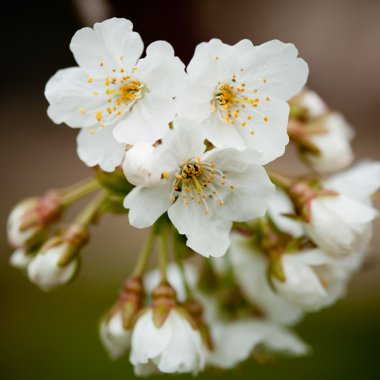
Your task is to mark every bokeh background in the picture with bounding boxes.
[1,0,380,379]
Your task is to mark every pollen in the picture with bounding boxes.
[263,116,268,122]
[87,77,93,83]
[162,171,170,179]
[79,108,86,114]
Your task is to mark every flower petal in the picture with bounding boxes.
[242,40,309,100]
[124,183,172,228]
[45,67,106,128]
[77,126,125,172]
[112,91,175,144]
[137,40,186,97]
[70,18,143,76]
[168,200,232,257]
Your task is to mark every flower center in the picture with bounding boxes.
[83,63,146,129]
[167,158,235,214]
[211,75,271,136]
[214,84,235,110]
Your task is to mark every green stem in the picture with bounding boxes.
[133,228,156,277]
[74,191,108,226]
[173,232,192,299]
[267,170,293,190]
[60,178,101,207]
[159,223,168,282]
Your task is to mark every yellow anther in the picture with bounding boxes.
[95,110,103,121]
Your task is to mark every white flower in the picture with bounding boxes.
[122,142,161,187]
[304,194,378,257]
[7,198,40,248]
[144,263,307,370]
[100,311,131,360]
[176,39,308,164]
[207,319,308,369]
[27,244,78,291]
[229,234,304,325]
[9,249,34,271]
[130,308,206,375]
[272,249,349,312]
[303,113,354,173]
[45,18,186,172]
[124,118,275,257]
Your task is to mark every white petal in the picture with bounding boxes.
[156,311,205,374]
[130,309,172,365]
[137,40,186,97]
[268,188,304,237]
[325,160,380,205]
[207,320,266,368]
[112,91,175,144]
[204,148,275,221]
[77,126,125,172]
[259,323,309,356]
[100,312,131,359]
[242,40,309,100]
[123,143,161,186]
[124,183,172,228]
[306,195,378,256]
[70,18,143,76]
[305,113,354,173]
[273,253,328,311]
[9,249,33,271]
[229,234,304,325]
[237,98,290,164]
[45,67,106,128]
[27,245,78,291]
[203,113,246,149]
[168,200,232,258]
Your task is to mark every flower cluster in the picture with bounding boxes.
[7,17,380,376]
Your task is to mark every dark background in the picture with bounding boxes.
[1,1,379,379]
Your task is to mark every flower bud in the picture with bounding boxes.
[272,250,328,311]
[123,142,161,187]
[302,113,354,173]
[9,248,34,271]
[290,89,328,120]
[100,311,131,360]
[7,193,62,249]
[130,306,206,375]
[27,244,79,291]
[305,194,377,257]
[27,224,88,291]
[100,277,144,359]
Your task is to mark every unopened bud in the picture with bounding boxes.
[9,248,34,271]
[152,281,177,328]
[7,192,62,249]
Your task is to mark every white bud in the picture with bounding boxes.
[9,248,34,271]
[7,198,40,248]
[296,90,328,118]
[305,195,378,257]
[130,308,206,375]
[27,244,78,291]
[123,143,161,187]
[272,250,328,311]
[304,113,354,173]
[100,311,131,360]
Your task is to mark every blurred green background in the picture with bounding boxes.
[1,1,380,379]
